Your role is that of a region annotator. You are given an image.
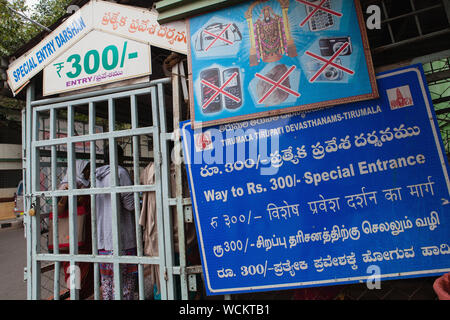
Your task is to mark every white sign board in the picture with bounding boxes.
[7,0,187,95]
[43,30,151,96]
[94,1,187,55]
[7,2,94,95]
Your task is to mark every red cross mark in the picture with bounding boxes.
[203,23,233,51]
[201,72,241,109]
[297,0,343,28]
[255,65,301,104]
[305,42,354,83]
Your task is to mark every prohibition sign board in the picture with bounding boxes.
[188,0,378,127]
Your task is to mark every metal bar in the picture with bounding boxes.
[172,63,188,300]
[156,0,246,24]
[67,104,80,300]
[381,0,396,44]
[178,61,189,103]
[373,28,450,53]
[32,127,158,147]
[161,132,174,140]
[409,0,423,36]
[410,49,450,69]
[155,0,184,12]
[433,96,450,105]
[34,88,153,112]
[172,265,203,275]
[88,101,100,300]
[108,98,123,300]
[435,106,450,115]
[25,84,33,300]
[31,108,39,192]
[31,99,41,300]
[168,198,192,206]
[130,94,145,300]
[426,69,450,84]
[7,5,52,32]
[21,109,26,246]
[444,0,450,24]
[36,151,151,164]
[33,185,157,197]
[380,4,442,25]
[158,82,175,299]
[152,85,168,300]
[0,158,22,162]
[50,108,61,300]
[36,253,160,264]
[31,78,171,107]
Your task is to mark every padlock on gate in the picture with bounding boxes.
[28,203,36,216]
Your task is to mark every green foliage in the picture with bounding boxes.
[0,0,72,57]
[0,94,25,109]
[30,0,72,29]
[0,0,35,56]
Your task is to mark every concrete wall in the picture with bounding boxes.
[0,144,22,171]
[0,143,22,201]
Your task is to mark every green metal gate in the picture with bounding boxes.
[23,69,200,300]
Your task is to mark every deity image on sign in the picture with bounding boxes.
[245,0,297,66]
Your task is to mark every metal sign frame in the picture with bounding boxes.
[23,70,200,300]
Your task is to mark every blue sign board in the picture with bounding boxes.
[187,0,378,127]
[181,65,450,296]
